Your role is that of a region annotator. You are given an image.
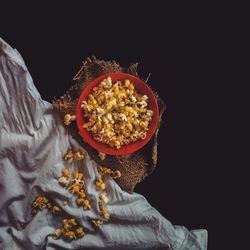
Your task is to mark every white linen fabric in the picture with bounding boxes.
[0,38,207,250]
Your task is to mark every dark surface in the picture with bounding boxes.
[1,2,236,249]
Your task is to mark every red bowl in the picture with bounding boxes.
[76,73,159,155]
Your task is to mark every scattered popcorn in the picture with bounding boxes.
[52,229,62,239]
[98,152,106,160]
[110,170,122,179]
[99,192,109,204]
[64,231,77,240]
[92,219,103,227]
[76,196,91,210]
[75,227,85,238]
[31,196,48,214]
[63,168,70,177]
[82,199,91,210]
[47,203,52,209]
[95,177,106,190]
[58,176,70,187]
[64,150,74,164]
[98,166,112,175]
[72,172,84,186]
[51,205,61,214]
[78,189,86,198]
[64,114,76,126]
[100,207,110,220]
[98,166,121,179]
[53,218,85,241]
[31,196,62,216]
[74,150,85,160]
[69,184,80,194]
[81,77,154,149]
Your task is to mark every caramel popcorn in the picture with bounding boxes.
[81,77,154,149]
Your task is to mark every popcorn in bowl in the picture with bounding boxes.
[81,77,154,149]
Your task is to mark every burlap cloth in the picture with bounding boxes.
[53,56,166,191]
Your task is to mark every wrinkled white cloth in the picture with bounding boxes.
[0,37,207,250]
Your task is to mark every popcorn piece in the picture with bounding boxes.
[99,192,109,204]
[92,219,103,227]
[72,172,84,186]
[78,189,86,198]
[74,151,85,160]
[58,176,69,187]
[64,114,76,126]
[63,201,68,206]
[47,203,52,209]
[75,227,85,238]
[51,205,61,214]
[100,207,110,219]
[63,218,77,231]
[98,151,106,160]
[95,178,106,190]
[98,166,121,179]
[63,168,70,177]
[64,231,77,240]
[82,199,91,210]
[64,150,74,164]
[52,229,62,239]
[32,196,48,213]
[110,170,122,179]
[76,197,91,210]
[69,184,80,194]
[98,166,112,175]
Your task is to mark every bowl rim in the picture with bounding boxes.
[76,72,159,155]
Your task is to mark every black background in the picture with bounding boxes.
[1,2,241,249]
